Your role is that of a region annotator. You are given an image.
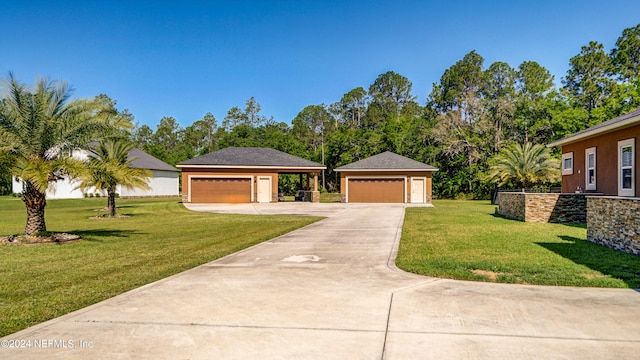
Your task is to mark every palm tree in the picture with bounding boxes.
[485,142,560,189]
[79,141,151,216]
[0,74,120,235]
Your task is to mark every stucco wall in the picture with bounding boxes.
[14,170,178,199]
[560,124,639,196]
[496,192,590,223]
[119,170,179,197]
[587,196,640,256]
[180,168,279,203]
[338,171,434,204]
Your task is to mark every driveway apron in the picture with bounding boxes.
[2,203,640,359]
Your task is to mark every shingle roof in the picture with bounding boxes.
[86,142,179,172]
[128,148,179,172]
[548,107,640,147]
[334,151,438,171]
[176,147,325,169]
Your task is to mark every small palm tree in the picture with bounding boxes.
[486,142,560,189]
[79,141,151,216]
[0,74,119,234]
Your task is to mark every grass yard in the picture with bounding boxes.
[0,197,321,337]
[397,200,640,288]
[320,192,342,203]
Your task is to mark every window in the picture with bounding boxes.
[562,152,573,175]
[585,147,596,191]
[618,138,635,197]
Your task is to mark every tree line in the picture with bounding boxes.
[3,23,640,199]
[125,23,639,198]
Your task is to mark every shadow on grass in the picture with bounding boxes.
[561,223,587,229]
[67,229,146,242]
[537,236,640,289]
[489,212,520,221]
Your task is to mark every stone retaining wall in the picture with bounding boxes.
[496,192,591,224]
[587,197,640,256]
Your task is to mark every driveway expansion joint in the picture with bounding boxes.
[75,319,386,334]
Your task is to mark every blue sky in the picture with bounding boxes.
[2,1,639,129]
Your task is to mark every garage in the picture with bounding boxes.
[335,151,438,204]
[347,178,404,203]
[177,147,326,203]
[190,178,251,203]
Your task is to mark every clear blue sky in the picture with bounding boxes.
[2,1,639,129]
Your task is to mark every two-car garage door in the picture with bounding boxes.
[347,178,404,203]
[191,178,251,203]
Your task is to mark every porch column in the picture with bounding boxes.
[313,172,318,191]
[311,172,320,203]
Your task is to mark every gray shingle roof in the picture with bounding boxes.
[128,148,179,172]
[334,151,438,171]
[177,147,325,168]
[548,107,640,147]
[86,142,179,172]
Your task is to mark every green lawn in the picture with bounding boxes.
[397,200,640,288]
[0,197,321,337]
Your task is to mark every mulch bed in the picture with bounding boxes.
[0,233,81,245]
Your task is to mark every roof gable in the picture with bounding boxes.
[128,148,179,172]
[176,147,325,168]
[548,107,640,147]
[85,142,179,172]
[334,151,438,171]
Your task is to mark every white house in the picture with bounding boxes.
[12,147,179,199]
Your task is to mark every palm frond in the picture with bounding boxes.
[79,140,151,193]
[485,142,560,188]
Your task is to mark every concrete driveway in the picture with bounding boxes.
[3,203,640,359]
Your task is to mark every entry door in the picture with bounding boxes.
[410,178,425,203]
[257,177,271,203]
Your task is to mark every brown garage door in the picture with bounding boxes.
[348,178,404,203]
[191,178,251,203]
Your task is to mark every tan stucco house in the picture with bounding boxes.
[548,107,640,197]
[334,151,438,204]
[176,147,325,203]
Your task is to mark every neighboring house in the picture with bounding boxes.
[177,147,325,203]
[548,107,640,197]
[334,151,438,204]
[12,147,179,199]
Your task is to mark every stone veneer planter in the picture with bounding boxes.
[496,192,593,224]
[587,196,640,256]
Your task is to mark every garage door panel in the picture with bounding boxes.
[348,178,404,203]
[191,178,251,203]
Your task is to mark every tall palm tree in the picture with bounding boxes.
[79,141,151,216]
[486,142,560,189]
[0,74,119,234]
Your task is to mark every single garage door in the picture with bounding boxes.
[348,178,404,203]
[191,178,251,203]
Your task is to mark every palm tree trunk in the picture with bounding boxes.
[22,182,47,235]
[107,188,117,216]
